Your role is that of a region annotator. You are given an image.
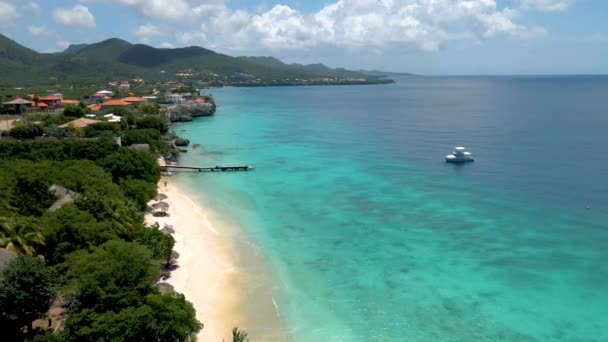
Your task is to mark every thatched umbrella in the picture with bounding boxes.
[152,202,169,211]
[160,224,175,234]
[155,193,168,201]
[156,282,175,294]
[3,98,34,114]
[160,227,174,235]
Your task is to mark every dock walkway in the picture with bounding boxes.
[162,165,254,172]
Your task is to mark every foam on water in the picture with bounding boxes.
[174,76,608,341]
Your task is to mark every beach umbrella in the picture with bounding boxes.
[161,224,175,233]
[161,227,175,235]
[155,193,168,201]
[152,202,169,211]
[156,282,175,294]
[3,98,34,105]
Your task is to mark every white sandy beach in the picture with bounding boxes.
[145,179,243,342]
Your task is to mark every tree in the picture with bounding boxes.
[0,255,56,338]
[133,224,174,265]
[137,103,160,115]
[99,148,160,184]
[122,129,161,151]
[41,206,117,265]
[63,240,159,312]
[10,174,56,217]
[120,178,157,211]
[9,124,44,139]
[232,327,249,342]
[74,195,140,239]
[66,293,201,342]
[135,117,168,134]
[83,122,122,138]
[63,105,87,118]
[0,217,46,256]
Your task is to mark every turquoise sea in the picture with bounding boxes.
[174,76,608,341]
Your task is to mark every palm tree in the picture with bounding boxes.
[232,327,249,342]
[0,217,46,256]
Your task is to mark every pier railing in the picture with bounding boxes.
[161,165,254,172]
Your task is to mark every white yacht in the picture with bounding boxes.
[445,147,474,163]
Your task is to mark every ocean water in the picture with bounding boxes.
[174,76,608,341]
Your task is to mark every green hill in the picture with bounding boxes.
[63,43,89,54]
[0,35,392,86]
[76,38,133,61]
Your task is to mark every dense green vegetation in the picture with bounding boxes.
[0,255,57,339]
[0,89,216,342]
[0,139,204,341]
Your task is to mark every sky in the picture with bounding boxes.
[0,0,606,75]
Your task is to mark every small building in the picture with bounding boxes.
[38,96,62,108]
[142,96,158,102]
[100,99,132,111]
[119,82,131,90]
[121,97,146,106]
[90,93,111,103]
[104,113,122,123]
[88,104,102,112]
[31,102,49,111]
[59,118,102,129]
[166,93,194,104]
[62,100,80,106]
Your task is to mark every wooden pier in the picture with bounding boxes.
[162,165,254,172]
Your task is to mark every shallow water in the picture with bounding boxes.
[174,76,608,341]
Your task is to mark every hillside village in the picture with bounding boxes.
[2,78,215,119]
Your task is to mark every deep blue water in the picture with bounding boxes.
[175,76,608,341]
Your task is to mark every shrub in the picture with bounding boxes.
[135,117,168,134]
[9,124,43,139]
[63,105,88,118]
[123,129,161,150]
[84,122,122,138]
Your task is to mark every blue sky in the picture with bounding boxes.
[1,0,606,74]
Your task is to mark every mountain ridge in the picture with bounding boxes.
[0,35,395,86]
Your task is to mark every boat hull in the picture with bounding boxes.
[445,156,475,163]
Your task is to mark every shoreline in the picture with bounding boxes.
[145,178,241,341]
[145,177,289,341]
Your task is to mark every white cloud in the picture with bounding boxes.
[0,1,18,27]
[57,41,71,50]
[518,0,576,12]
[53,5,96,29]
[80,0,191,20]
[159,42,175,48]
[135,23,166,42]
[28,25,53,37]
[176,30,208,46]
[24,2,41,15]
[174,0,548,55]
